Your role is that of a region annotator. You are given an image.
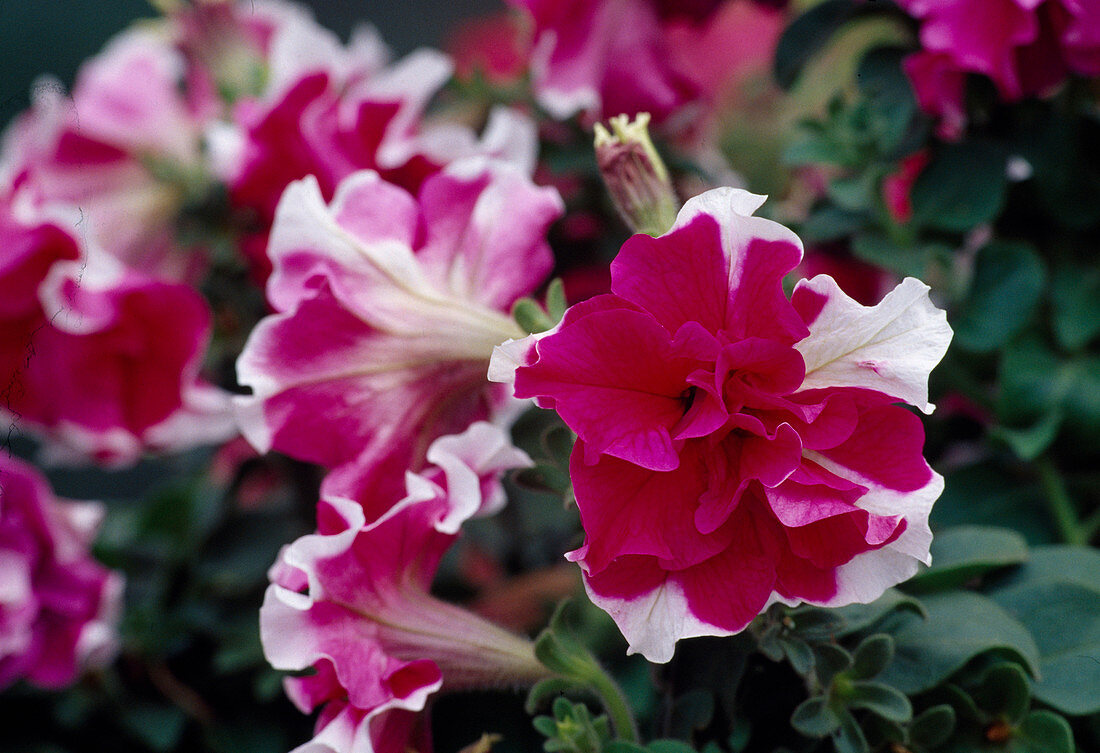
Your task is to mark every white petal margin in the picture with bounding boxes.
[794,276,952,414]
[804,449,943,605]
[672,188,804,289]
[575,570,728,664]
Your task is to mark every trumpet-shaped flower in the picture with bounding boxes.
[235,161,561,499]
[491,188,952,662]
[261,422,544,753]
[0,455,122,689]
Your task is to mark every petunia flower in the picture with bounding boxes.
[261,422,545,753]
[194,0,539,281]
[491,187,952,662]
[235,160,562,504]
[897,0,1100,137]
[0,455,122,689]
[0,195,234,466]
[2,27,212,283]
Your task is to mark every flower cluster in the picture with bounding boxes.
[897,0,1100,137]
[0,455,122,689]
[493,188,952,661]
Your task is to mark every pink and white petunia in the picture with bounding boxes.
[199,0,540,280]
[0,195,235,466]
[261,422,544,753]
[0,455,122,689]
[491,187,952,662]
[1,27,210,283]
[235,161,561,500]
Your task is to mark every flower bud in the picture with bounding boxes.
[594,113,679,236]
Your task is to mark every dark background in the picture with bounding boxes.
[0,0,502,129]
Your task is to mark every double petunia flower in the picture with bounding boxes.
[492,188,953,662]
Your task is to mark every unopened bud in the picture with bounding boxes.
[594,113,680,237]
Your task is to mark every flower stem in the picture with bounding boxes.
[587,661,639,744]
[1035,455,1086,546]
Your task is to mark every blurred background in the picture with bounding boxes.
[0,0,501,129]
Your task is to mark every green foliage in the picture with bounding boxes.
[951,242,1046,353]
[905,526,1030,592]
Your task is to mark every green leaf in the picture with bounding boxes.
[846,681,912,723]
[791,697,842,737]
[121,704,188,752]
[829,171,878,211]
[648,741,699,753]
[1051,264,1100,351]
[931,463,1054,544]
[527,678,576,715]
[990,412,1064,462]
[988,581,1100,716]
[850,634,894,680]
[669,690,714,739]
[905,526,1029,593]
[952,242,1045,353]
[833,588,927,637]
[911,142,1007,232]
[850,232,933,278]
[909,705,956,749]
[855,46,919,153]
[781,637,815,676]
[1013,710,1074,753]
[970,662,1031,723]
[801,206,869,242]
[877,592,1041,695]
[993,545,1100,591]
[834,710,869,753]
[774,0,862,90]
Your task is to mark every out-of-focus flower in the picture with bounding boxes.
[882,150,931,225]
[506,0,702,123]
[897,0,1100,137]
[261,422,544,753]
[0,455,122,689]
[447,11,530,87]
[2,28,212,283]
[235,162,561,503]
[491,188,952,662]
[507,0,784,131]
[0,196,234,466]
[186,0,539,281]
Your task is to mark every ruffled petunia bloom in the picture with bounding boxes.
[897,0,1100,137]
[0,455,122,689]
[1,26,212,283]
[261,422,546,753]
[0,195,234,465]
[235,160,561,503]
[491,188,952,662]
[194,0,538,280]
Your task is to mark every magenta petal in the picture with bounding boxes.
[612,215,732,336]
[570,442,734,573]
[677,499,780,633]
[820,404,934,493]
[516,308,699,470]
